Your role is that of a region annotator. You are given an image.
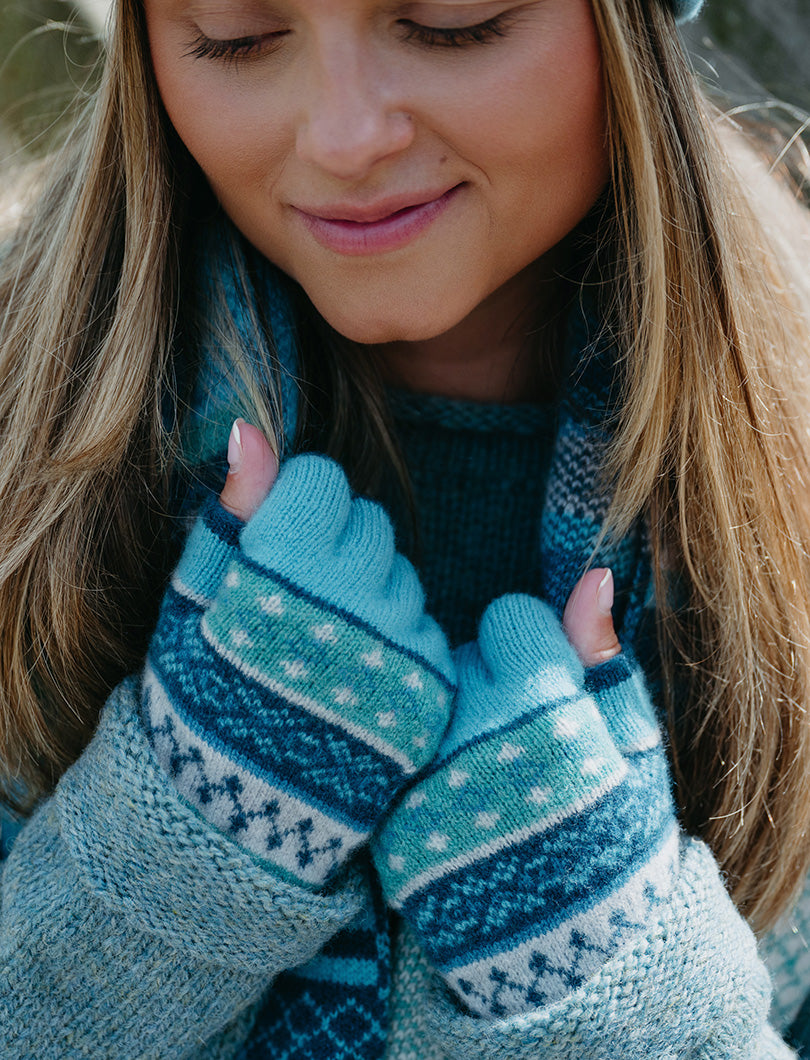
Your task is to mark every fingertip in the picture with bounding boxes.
[220,420,279,522]
[232,420,279,479]
[563,567,622,668]
[596,568,614,616]
[562,568,609,628]
[227,417,245,475]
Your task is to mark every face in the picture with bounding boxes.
[144,0,609,346]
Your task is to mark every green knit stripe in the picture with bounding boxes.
[374,699,626,904]
[204,561,451,772]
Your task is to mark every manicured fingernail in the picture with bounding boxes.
[227,419,243,474]
[596,569,614,615]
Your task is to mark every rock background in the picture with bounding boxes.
[1,1,809,154]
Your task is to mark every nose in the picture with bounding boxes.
[295,38,415,180]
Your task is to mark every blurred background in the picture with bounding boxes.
[1,0,809,162]
[684,0,810,111]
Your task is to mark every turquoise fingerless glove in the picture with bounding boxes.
[143,454,455,889]
[372,593,679,1017]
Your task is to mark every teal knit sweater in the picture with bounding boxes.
[381,389,556,647]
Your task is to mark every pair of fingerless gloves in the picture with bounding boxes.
[144,454,679,1017]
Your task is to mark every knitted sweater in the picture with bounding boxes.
[0,235,805,1057]
[0,388,800,1060]
[379,388,558,646]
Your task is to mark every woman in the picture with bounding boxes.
[2,0,810,1055]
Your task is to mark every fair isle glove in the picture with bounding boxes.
[372,593,679,1018]
[143,454,455,890]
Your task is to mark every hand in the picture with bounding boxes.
[372,582,678,1019]
[144,426,455,890]
[216,425,621,668]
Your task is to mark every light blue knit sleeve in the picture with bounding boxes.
[0,676,368,1058]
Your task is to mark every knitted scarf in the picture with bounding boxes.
[184,220,650,1059]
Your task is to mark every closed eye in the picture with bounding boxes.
[183,31,287,66]
[397,12,515,48]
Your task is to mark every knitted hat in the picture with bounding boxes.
[672,0,704,20]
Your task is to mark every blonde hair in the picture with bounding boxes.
[595,0,810,930]
[1,0,810,932]
[0,0,179,792]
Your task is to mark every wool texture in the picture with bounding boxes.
[373,602,679,1018]
[237,876,392,1060]
[144,455,454,888]
[0,219,799,1058]
[1,677,786,1058]
[379,390,557,647]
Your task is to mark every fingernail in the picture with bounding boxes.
[596,569,614,616]
[227,419,243,474]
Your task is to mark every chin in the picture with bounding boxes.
[339,320,452,346]
[311,296,464,346]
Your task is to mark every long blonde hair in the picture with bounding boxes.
[2,0,810,932]
[594,0,810,930]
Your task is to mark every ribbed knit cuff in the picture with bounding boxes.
[172,494,242,606]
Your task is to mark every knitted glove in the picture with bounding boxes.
[143,454,455,889]
[372,593,679,1018]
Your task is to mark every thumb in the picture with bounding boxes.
[219,419,279,522]
[562,568,622,668]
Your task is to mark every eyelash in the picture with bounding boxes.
[399,14,513,49]
[184,33,278,64]
[184,12,513,66]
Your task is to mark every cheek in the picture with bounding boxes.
[450,8,608,251]
[165,94,278,197]
[148,39,287,205]
[515,81,608,254]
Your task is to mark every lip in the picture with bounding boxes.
[293,184,464,256]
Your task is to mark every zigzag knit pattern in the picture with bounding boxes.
[144,455,454,889]
[416,839,776,1059]
[373,595,678,1018]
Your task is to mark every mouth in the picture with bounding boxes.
[293,184,464,256]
